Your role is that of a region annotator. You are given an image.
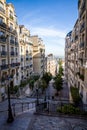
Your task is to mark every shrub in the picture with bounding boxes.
[70,86,81,106]
[57,104,81,115]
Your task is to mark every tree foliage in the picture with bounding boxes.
[42,72,52,85]
[39,79,47,93]
[70,86,81,106]
[54,74,63,93]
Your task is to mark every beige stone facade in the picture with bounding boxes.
[0,0,20,101]
[46,54,57,77]
[19,25,33,81]
[0,0,45,101]
[31,35,45,77]
[65,0,87,104]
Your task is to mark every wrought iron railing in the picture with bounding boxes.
[12,101,36,116]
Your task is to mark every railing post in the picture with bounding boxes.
[22,103,23,112]
[48,101,49,113]
[13,103,16,117]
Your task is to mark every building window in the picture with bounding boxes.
[0,31,5,36]
[10,23,13,30]
[0,16,4,23]
[9,10,13,20]
[1,45,5,51]
[2,59,6,65]
[11,59,14,64]
[10,35,14,40]
[11,47,14,52]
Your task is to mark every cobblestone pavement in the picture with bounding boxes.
[30,115,87,130]
[0,111,34,130]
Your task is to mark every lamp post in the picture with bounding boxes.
[36,88,39,105]
[6,76,14,123]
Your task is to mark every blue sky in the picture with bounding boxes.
[7,0,78,57]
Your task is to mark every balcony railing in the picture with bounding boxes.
[30,57,32,60]
[11,63,16,67]
[0,36,6,42]
[26,58,28,61]
[21,58,23,61]
[15,42,18,46]
[15,52,18,56]
[15,62,20,66]
[30,64,32,67]
[1,51,7,56]
[0,22,6,28]
[1,64,8,70]
[21,67,24,70]
[10,51,15,56]
[80,23,85,33]
[0,7,5,14]
[79,42,84,48]
[9,15,14,20]
[10,39,15,44]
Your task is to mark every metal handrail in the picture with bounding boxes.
[12,101,36,116]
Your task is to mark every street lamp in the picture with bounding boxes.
[6,76,14,123]
[36,88,39,105]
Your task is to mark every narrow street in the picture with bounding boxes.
[46,78,69,101]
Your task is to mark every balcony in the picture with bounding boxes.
[15,52,18,56]
[26,58,29,61]
[15,62,20,66]
[0,36,6,43]
[80,23,85,33]
[10,39,15,45]
[30,64,32,68]
[10,51,15,56]
[79,42,84,48]
[0,22,6,28]
[30,57,32,60]
[21,67,24,70]
[11,63,16,67]
[9,15,14,20]
[0,7,5,14]
[1,64,8,70]
[1,51,7,57]
[15,42,18,46]
[75,35,78,41]
[21,58,23,61]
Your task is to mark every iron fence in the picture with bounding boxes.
[12,101,36,116]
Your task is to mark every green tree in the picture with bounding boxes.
[42,72,52,85]
[54,75,63,95]
[39,79,47,93]
[29,79,35,90]
[70,86,81,106]
[59,66,63,76]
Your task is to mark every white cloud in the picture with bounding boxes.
[31,27,66,38]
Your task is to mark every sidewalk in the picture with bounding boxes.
[29,115,87,130]
[0,111,34,130]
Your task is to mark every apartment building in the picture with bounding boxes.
[46,54,57,77]
[31,35,45,77]
[0,0,20,101]
[65,0,87,104]
[19,25,33,81]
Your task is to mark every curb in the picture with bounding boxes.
[34,112,87,120]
